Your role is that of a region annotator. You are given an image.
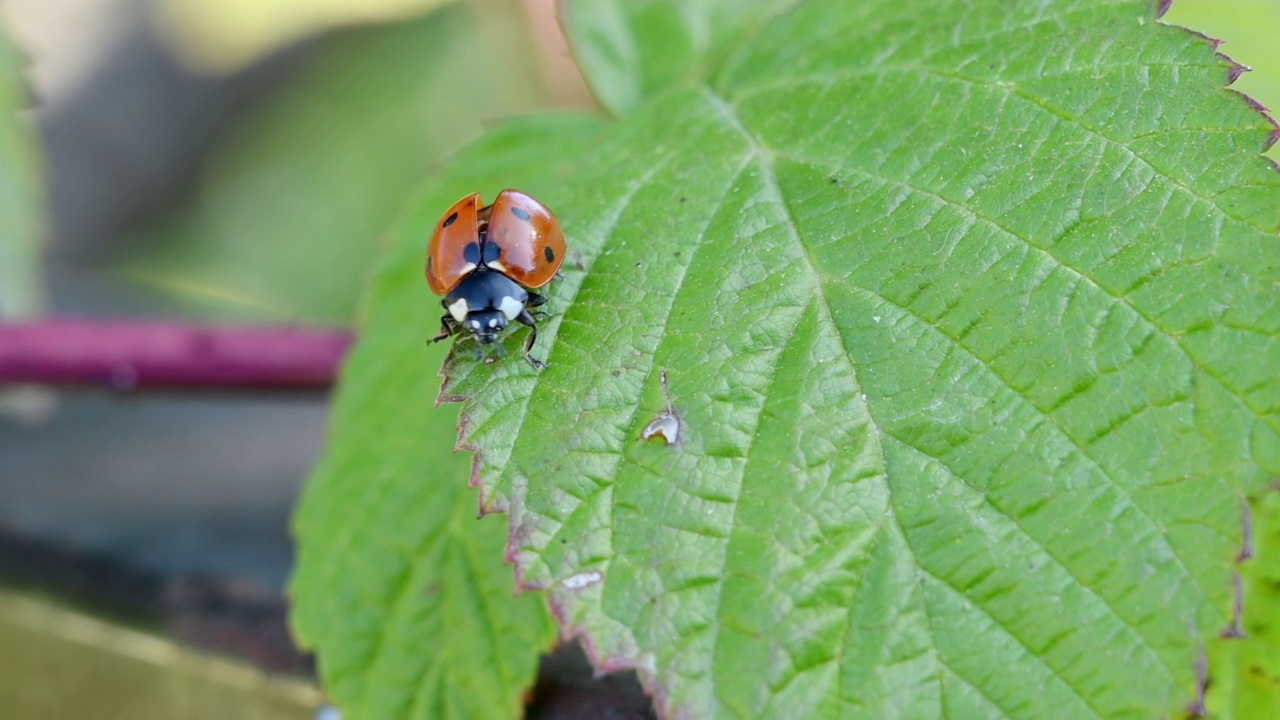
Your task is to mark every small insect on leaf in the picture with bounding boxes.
[424,190,567,369]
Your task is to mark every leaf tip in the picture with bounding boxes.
[1216,52,1250,86]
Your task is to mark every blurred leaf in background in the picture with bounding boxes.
[120,0,558,323]
[1165,0,1280,159]
[158,0,451,73]
[0,590,322,720]
[0,28,43,320]
[0,24,52,423]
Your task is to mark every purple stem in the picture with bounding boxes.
[0,319,354,391]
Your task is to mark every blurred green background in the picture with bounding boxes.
[117,0,591,323]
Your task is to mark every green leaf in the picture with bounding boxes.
[1164,0,1280,160]
[0,31,42,320]
[296,0,1280,716]
[288,113,608,718]
[436,0,1277,717]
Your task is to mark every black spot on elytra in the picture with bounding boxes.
[511,206,532,222]
[443,212,459,227]
[463,242,481,264]
[482,241,501,264]
[543,246,555,263]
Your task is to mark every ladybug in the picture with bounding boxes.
[425,189,566,369]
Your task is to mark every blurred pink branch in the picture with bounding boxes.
[0,319,353,391]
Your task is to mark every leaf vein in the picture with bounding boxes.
[703,86,909,719]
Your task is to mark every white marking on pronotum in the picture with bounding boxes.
[448,298,470,323]
[498,295,524,320]
[562,570,603,590]
[488,318,499,328]
[459,262,477,275]
[487,260,507,273]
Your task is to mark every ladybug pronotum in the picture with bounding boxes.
[425,190,566,369]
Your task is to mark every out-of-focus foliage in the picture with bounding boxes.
[120,2,547,322]
[0,590,322,719]
[158,0,453,72]
[0,29,42,320]
[0,25,50,422]
[1165,0,1280,159]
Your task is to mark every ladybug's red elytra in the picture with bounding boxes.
[425,190,566,369]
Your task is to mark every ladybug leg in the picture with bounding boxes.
[515,310,547,370]
[525,293,551,321]
[430,314,459,343]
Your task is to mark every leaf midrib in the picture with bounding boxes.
[701,87,896,717]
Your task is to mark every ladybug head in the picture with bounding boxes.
[465,309,508,344]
